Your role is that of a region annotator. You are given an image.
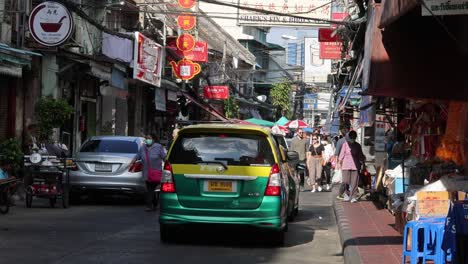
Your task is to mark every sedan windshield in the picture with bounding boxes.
[80,140,139,154]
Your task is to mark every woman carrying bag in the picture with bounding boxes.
[131,134,167,211]
[307,134,325,193]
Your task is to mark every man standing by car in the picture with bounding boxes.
[290,128,308,191]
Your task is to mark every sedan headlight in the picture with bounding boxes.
[29,153,42,164]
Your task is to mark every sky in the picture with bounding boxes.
[267,27,319,46]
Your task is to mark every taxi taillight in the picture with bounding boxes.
[264,163,281,196]
[161,161,176,193]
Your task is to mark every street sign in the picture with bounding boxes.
[28,1,74,47]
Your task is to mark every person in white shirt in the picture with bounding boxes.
[321,135,335,191]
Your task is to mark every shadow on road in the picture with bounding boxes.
[343,236,402,247]
[70,193,145,206]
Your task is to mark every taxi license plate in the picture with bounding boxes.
[206,180,235,192]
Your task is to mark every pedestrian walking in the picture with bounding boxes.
[337,131,365,203]
[131,134,167,212]
[334,126,350,200]
[307,134,325,192]
[290,128,308,190]
[321,136,335,191]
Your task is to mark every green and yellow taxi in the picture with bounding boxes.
[159,124,299,244]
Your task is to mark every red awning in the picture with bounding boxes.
[378,0,418,28]
[363,4,468,101]
[181,91,228,121]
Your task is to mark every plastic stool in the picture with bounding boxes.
[402,221,429,264]
[425,222,451,264]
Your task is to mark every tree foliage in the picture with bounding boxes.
[35,97,74,141]
[224,96,239,119]
[270,81,292,118]
[0,138,23,171]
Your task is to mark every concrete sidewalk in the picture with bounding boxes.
[333,187,403,264]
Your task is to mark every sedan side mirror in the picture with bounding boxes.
[286,151,299,161]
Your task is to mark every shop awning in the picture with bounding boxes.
[363,4,468,101]
[0,64,22,78]
[378,0,418,28]
[181,91,228,121]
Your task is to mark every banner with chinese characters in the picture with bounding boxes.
[133,32,163,87]
[172,0,202,80]
[238,0,331,26]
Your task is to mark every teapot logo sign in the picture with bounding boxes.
[29,1,73,47]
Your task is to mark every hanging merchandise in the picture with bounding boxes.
[436,102,468,165]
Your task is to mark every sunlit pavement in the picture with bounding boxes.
[0,191,343,264]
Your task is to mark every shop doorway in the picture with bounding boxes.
[80,98,97,143]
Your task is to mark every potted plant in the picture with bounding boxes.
[35,97,74,142]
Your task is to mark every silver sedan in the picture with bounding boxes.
[70,136,146,197]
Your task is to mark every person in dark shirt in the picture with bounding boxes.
[307,135,325,192]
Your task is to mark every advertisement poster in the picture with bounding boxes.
[133,32,163,87]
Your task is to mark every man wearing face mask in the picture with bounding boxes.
[131,133,167,211]
[337,130,365,203]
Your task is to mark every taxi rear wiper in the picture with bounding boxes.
[196,161,228,170]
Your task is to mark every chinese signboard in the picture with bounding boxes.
[203,86,229,100]
[29,1,74,47]
[421,0,468,16]
[320,42,342,60]
[133,32,163,87]
[167,37,207,62]
[318,13,347,59]
[177,15,196,30]
[178,0,196,8]
[374,114,386,152]
[238,0,331,26]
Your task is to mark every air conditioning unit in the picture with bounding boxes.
[1,23,11,44]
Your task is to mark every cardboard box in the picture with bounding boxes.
[416,191,451,218]
[455,191,468,201]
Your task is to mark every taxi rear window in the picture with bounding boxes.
[168,133,275,166]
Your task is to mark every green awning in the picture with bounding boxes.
[276,116,289,126]
[244,118,275,127]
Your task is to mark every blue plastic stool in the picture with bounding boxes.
[402,221,429,264]
[425,222,452,264]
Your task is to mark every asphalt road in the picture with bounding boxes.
[0,191,343,264]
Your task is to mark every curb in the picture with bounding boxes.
[332,185,362,264]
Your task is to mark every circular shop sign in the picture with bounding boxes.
[29,1,74,47]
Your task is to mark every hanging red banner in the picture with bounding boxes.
[178,0,196,9]
[176,33,196,52]
[204,86,229,100]
[167,37,208,62]
[170,59,201,81]
[177,15,196,31]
